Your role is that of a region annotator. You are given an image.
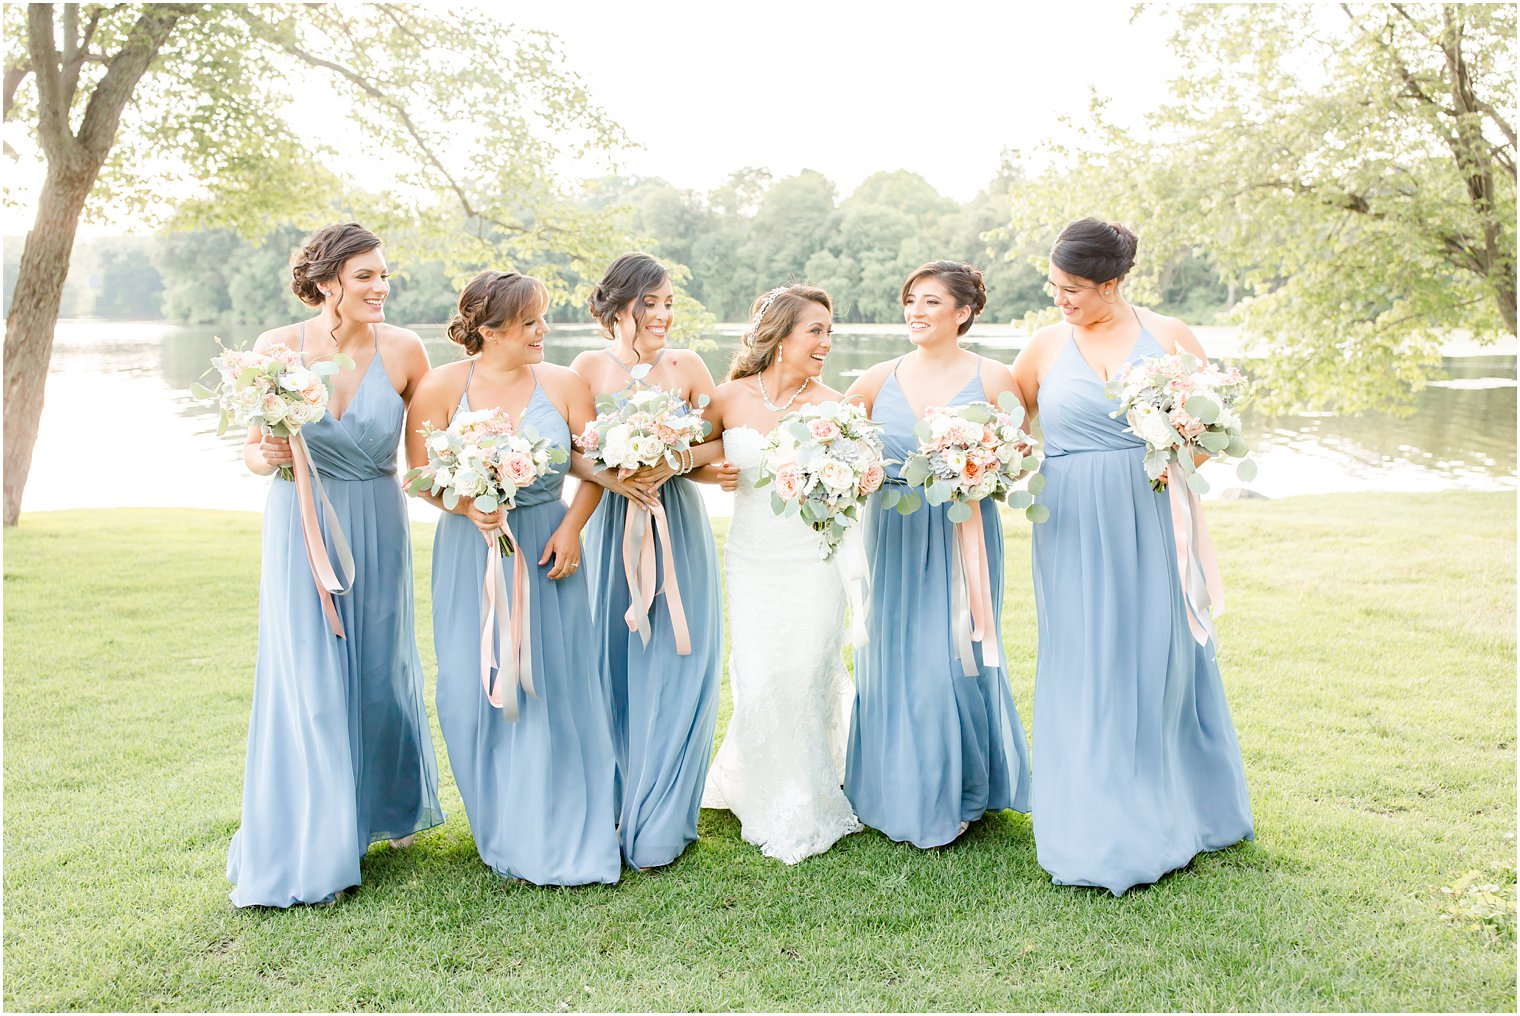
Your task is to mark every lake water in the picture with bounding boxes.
[22,319,1517,519]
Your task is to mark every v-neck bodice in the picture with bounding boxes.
[457,369,570,509]
[873,362,986,481]
[297,328,403,480]
[1038,328,1163,457]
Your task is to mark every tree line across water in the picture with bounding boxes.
[1,166,1231,330]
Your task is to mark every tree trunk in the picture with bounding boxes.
[4,166,95,525]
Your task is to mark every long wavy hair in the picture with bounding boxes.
[726,285,832,381]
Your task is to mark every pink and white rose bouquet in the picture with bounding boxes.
[754,400,889,560]
[894,392,1047,524]
[192,340,354,481]
[573,386,711,473]
[404,408,568,554]
[1105,353,1255,493]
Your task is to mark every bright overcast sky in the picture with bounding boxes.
[508,0,1177,201]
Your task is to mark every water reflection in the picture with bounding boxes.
[27,320,1518,516]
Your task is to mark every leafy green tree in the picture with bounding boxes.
[2,3,626,524]
[90,242,164,319]
[1000,3,1516,412]
[746,170,837,284]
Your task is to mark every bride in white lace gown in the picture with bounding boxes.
[697,285,862,864]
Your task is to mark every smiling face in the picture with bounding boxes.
[481,292,551,364]
[903,275,969,346]
[1047,264,1114,327]
[329,247,389,323]
[777,300,833,378]
[616,275,674,351]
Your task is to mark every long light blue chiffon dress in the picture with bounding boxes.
[844,358,1032,848]
[582,353,722,869]
[1031,327,1254,896]
[227,326,444,908]
[432,365,621,886]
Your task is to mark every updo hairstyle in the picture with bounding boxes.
[900,260,988,337]
[1049,217,1139,285]
[726,285,833,381]
[290,222,382,307]
[587,252,670,349]
[445,271,548,357]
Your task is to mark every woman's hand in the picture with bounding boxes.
[710,461,742,492]
[597,466,659,509]
[462,500,503,536]
[631,457,681,491]
[540,522,583,580]
[256,432,293,472]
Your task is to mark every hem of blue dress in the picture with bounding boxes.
[1044,826,1256,897]
[364,811,446,850]
[624,840,696,870]
[482,859,619,888]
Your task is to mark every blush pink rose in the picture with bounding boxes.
[300,383,326,405]
[574,425,599,451]
[499,452,538,487]
[652,423,679,446]
[807,419,841,442]
[858,461,885,495]
[774,464,804,501]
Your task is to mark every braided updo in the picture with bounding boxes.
[445,271,548,356]
[289,223,382,307]
[726,285,832,381]
[900,260,987,336]
[1050,217,1139,284]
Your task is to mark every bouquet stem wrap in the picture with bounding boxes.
[834,527,871,650]
[289,432,355,638]
[949,500,999,676]
[481,521,536,718]
[621,501,692,655]
[1166,463,1226,646]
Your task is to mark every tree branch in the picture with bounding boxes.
[26,4,73,166]
[233,7,529,236]
[75,5,195,159]
[3,62,31,120]
[60,4,105,108]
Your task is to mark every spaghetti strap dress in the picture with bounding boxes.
[227,324,443,908]
[1031,327,1253,895]
[582,351,722,869]
[844,358,1032,848]
[431,363,620,885]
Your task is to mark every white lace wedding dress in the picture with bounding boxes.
[701,426,863,863]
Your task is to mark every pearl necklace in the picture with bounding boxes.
[758,366,811,412]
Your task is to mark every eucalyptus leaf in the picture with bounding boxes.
[1007,491,1033,510]
[1028,473,1047,495]
[1025,503,1051,524]
[1189,397,1221,424]
[443,489,460,511]
[896,491,922,515]
[946,501,973,524]
[1199,431,1231,453]
[474,494,498,513]
[189,381,216,400]
[1185,472,1210,494]
[1236,458,1259,482]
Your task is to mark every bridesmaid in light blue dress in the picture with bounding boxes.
[844,261,1031,849]
[1012,218,1253,895]
[571,253,723,870]
[408,271,620,886]
[228,224,443,908]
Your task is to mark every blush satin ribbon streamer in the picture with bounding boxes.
[834,527,871,650]
[949,499,999,676]
[1166,463,1226,647]
[481,520,536,719]
[289,432,355,638]
[621,501,692,655]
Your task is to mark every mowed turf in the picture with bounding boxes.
[4,493,1514,1011]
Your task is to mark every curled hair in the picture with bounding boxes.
[900,260,987,337]
[290,222,382,307]
[1050,217,1139,284]
[445,270,549,357]
[587,252,670,355]
[726,285,833,381]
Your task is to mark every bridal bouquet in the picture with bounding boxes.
[404,408,567,555]
[573,386,711,473]
[894,392,1047,524]
[191,341,353,481]
[753,400,888,560]
[1105,353,1256,493]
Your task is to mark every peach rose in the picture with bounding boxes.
[807,419,841,443]
[774,464,804,501]
[499,452,538,487]
[858,461,885,495]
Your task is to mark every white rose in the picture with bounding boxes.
[630,434,663,465]
[940,447,968,475]
[434,466,453,487]
[819,458,855,494]
[426,431,451,453]
[259,393,287,423]
[284,402,319,427]
[452,409,497,430]
[452,467,487,497]
[929,414,958,441]
[1130,404,1176,450]
[279,366,315,392]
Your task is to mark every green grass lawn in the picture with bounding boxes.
[4,493,1515,1011]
